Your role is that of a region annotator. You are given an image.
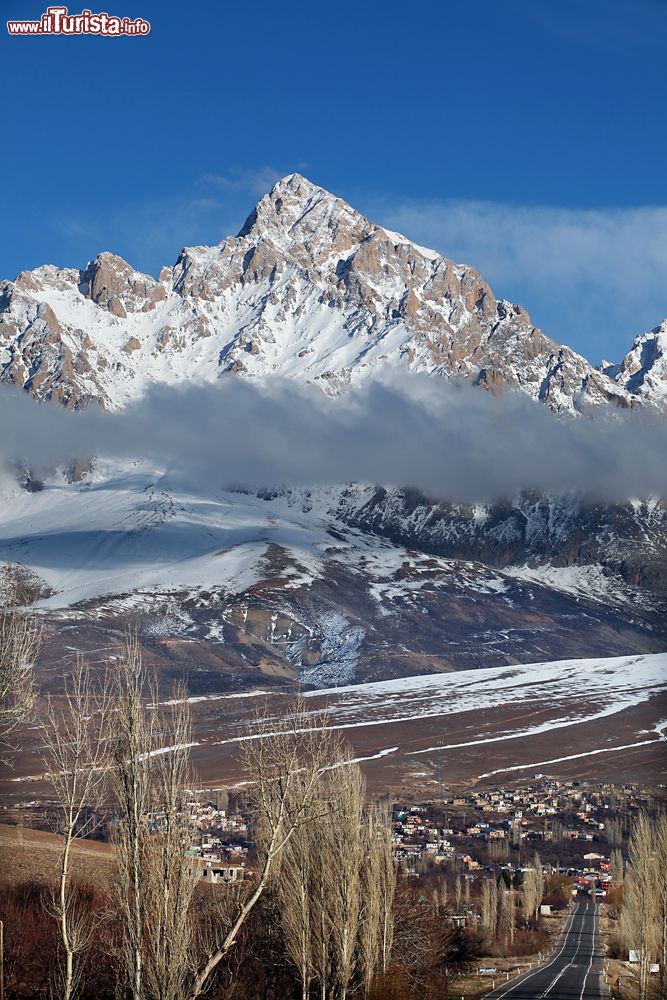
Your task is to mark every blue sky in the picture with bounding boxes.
[1,0,666,363]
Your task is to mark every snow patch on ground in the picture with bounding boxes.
[213,654,667,751]
[502,563,644,606]
[303,652,667,737]
[299,610,365,688]
[0,466,339,608]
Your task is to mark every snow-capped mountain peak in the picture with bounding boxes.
[601,320,667,406]
[0,174,662,414]
[239,172,372,258]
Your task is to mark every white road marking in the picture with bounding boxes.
[537,903,588,999]
[579,903,597,1000]
[485,905,579,999]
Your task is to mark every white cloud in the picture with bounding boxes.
[2,376,666,504]
[200,166,284,196]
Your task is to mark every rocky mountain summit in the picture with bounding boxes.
[1,173,665,413]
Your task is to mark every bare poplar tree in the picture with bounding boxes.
[611,847,624,886]
[141,683,200,1000]
[359,807,382,997]
[370,799,395,978]
[108,636,199,1000]
[311,824,333,1000]
[42,658,109,1000]
[500,884,515,947]
[454,875,462,914]
[481,879,497,936]
[621,813,659,1000]
[267,751,395,1000]
[607,816,625,847]
[0,601,39,762]
[275,770,317,1000]
[520,853,544,927]
[291,763,392,1000]
[108,633,156,1000]
[657,814,667,1000]
[532,852,544,921]
[520,870,538,928]
[324,764,364,1000]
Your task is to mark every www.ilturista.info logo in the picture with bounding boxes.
[7,6,150,35]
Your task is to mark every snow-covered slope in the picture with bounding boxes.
[1,173,661,413]
[297,652,667,782]
[325,484,667,596]
[303,652,667,734]
[0,466,664,688]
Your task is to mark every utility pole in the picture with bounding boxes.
[436,738,444,802]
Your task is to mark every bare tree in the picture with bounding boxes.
[488,837,509,862]
[310,810,334,1000]
[366,799,395,980]
[141,684,200,1000]
[480,878,497,936]
[500,884,515,947]
[0,601,39,762]
[454,876,462,914]
[324,763,364,1000]
[611,847,624,887]
[657,814,667,1000]
[108,633,155,1000]
[108,635,199,1000]
[532,852,544,922]
[359,812,382,998]
[607,816,626,848]
[276,760,394,1000]
[41,658,109,1000]
[187,701,342,1000]
[277,758,364,1000]
[274,770,317,1000]
[621,813,659,1000]
[521,853,544,926]
[432,881,447,917]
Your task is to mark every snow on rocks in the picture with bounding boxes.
[1,174,657,415]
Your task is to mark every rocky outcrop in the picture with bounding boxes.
[601,321,667,407]
[79,253,166,315]
[327,486,667,596]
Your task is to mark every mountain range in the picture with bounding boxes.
[0,174,665,692]
[1,173,665,414]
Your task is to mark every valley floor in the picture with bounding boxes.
[3,652,665,804]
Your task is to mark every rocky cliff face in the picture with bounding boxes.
[324,487,667,596]
[600,321,667,408]
[1,173,663,413]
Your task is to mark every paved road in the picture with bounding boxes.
[486,900,606,1000]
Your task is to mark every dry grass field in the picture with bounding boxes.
[0,822,114,888]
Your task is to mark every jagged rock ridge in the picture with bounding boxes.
[1,174,664,413]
